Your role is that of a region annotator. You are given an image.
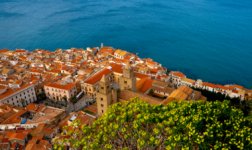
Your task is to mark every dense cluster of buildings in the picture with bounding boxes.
[0,103,65,149]
[0,46,252,149]
[0,103,94,149]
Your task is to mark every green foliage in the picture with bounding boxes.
[192,87,251,116]
[70,96,78,104]
[54,98,252,150]
[37,92,46,101]
[192,87,240,102]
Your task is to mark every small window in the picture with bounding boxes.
[124,80,127,84]
[101,104,104,107]
[101,98,103,101]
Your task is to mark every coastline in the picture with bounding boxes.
[1,46,249,89]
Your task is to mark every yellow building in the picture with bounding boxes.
[96,75,118,116]
[119,64,136,91]
[114,49,128,59]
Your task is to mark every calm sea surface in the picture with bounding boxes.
[0,0,252,88]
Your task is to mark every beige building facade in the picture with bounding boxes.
[44,82,77,101]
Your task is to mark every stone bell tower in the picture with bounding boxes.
[119,64,136,91]
[96,74,113,116]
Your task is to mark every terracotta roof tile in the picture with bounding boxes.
[110,63,123,73]
[136,78,153,93]
[0,83,34,100]
[84,103,97,115]
[84,68,112,85]
[135,73,149,79]
[171,71,186,78]
[0,49,9,53]
[15,49,27,53]
[203,82,217,88]
[99,47,114,55]
[44,82,76,90]
[226,84,244,90]
[119,90,162,105]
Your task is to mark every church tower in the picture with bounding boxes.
[119,64,136,91]
[96,75,113,116]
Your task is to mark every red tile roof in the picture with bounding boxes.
[0,49,9,53]
[29,68,44,74]
[44,82,76,90]
[119,90,162,105]
[226,84,244,90]
[150,68,159,74]
[216,84,229,90]
[84,103,97,115]
[203,82,217,88]
[0,85,7,90]
[1,109,26,124]
[26,103,45,112]
[0,83,34,100]
[85,68,112,85]
[26,137,52,150]
[146,59,157,66]
[232,90,239,94]
[171,71,186,78]
[99,47,114,55]
[136,78,153,93]
[135,73,149,79]
[110,63,123,73]
[15,49,27,53]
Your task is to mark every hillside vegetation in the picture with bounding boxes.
[54,98,252,150]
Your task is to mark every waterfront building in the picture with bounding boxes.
[181,78,196,87]
[114,49,129,59]
[163,86,206,104]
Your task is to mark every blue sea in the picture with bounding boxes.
[0,0,252,88]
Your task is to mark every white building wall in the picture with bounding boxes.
[1,85,37,107]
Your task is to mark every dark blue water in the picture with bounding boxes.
[1,0,252,88]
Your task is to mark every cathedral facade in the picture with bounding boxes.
[96,64,136,116]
